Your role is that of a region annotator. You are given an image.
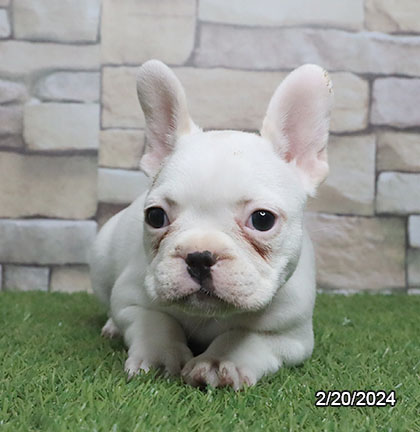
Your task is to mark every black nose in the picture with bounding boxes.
[186,250,215,283]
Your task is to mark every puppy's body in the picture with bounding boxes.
[90,61,333,389]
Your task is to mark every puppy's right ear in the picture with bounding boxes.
[137,60,198,177]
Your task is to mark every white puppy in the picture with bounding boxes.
[90,60,333,390]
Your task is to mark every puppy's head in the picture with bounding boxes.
[137,60,333,316]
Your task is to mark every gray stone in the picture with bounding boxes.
[3,265,49,292]
[407,249,420,287]
[24,103,99,151]
[0,79,27,104]
[50,265,92,293]
[377,132,420,172]
[36,72,100,103]
[13,0,100,42]
[0,41,99,76]
[98,168,150,204]
[372,78,420,128]
[195,25,420,77]
[0,106,23,135]
[0,219,97,264]
[0,152,97,218]
[0,9,10,38]
[0,0,10,7]
[0,135,24,148]
[99,129,144,169]
[365,0,420,33]
[376,172,420,214]
[307,135,375,215]
[199,0,364,30]
[408,288,420,295]
[408,216,420,248]
[306,213,406,292]
[101,0,195,64]
[96,203,127,229]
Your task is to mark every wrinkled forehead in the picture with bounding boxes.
[149,130,304,207]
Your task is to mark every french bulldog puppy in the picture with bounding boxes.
[90,60,333,390]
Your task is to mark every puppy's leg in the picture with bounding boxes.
[114,306,193,379]
[182,324,313,390]
[101,317,122,339]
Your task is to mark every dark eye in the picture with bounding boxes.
[249,210,276,232]
[145,207,169,229]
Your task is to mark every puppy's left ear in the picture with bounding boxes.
[137,60,198,177]
[261,64,334,196]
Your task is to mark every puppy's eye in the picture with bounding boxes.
[145,207,169,229]
[248,210,276,232]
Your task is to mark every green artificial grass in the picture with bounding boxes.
[0,292,419,432]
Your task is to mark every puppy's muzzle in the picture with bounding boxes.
[185,251,216,294]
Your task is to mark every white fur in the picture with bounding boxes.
[90,60,333,389]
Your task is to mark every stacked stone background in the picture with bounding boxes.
[0,0,419,294]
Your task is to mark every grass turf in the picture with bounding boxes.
[0,292,419,432]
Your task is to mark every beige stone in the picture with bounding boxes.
[372,78,420,128]
[0,41,99,76]
[0,79,27,104]
[24,103,99,151]
[306,213,405,291]
[200,0,364,30]
[97,203,128,229]
[407,249,420,287]
[366,0,420,33]
[0,9,10,38]
[330,73,369,133]
[3,265,49,292]
[0,152,97,218]
[308,135,375,215]
[99,129,145,169]
[0,0,10,7]
[377,132,420,172]
[408,216,420,248]
[50,266,92,293]
[376,172,420,214]
[98,168,150,204]
[101,0,195,64]
[196,25,420,77]
[36,72,100,103]
[13,0,100,42]
[0,219,97,264]
[0,106,23,135]
[0,135,24,149]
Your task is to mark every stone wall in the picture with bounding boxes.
[0,0,419,294]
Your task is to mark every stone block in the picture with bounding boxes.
[36,72,99,103]
[376,172,420,214]
[0,219,97,264]
[99,129,144,169]
[13,0,100,42]
[50,266,92,293]
[377,132,420,172]
[0,79,27,104]
[0,41,99,76]
[96,203,128,229]
[24,103,99,151]
[195,25,420,77]
[3,265,49,292]
[0,0,10,7]
[306,213,405,291]
[0,106,23,135]
[372,78,420,128]
[0,135,24,149]
[408,216,420,248]
[101,0,195,64]
[366,0,420,33]
[98,168,149,204]
[0,9,10,38]
[308,135,375,215]
[330,73,369,133]
[407,249,420,287]
[0,152,97,218]
[199,0,364,30]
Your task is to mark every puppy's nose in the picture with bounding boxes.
[185,250,215,283]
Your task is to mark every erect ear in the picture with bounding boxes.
[136,60,198,177]
[260,64,334,196]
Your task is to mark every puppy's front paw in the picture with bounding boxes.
[182,357,257,391]
[101,318,122,339]
[125,343,193,380]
